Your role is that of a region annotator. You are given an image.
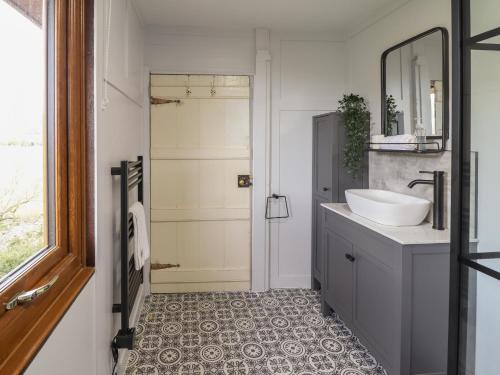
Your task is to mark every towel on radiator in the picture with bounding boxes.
[129,202,150,270]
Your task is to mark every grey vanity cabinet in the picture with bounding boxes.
[311,113,368,289]
[321,208,449,375]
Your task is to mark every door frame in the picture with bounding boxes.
[144,68,272,292]
[448,0,500,373]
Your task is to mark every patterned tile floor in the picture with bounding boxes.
[126,289,387,375]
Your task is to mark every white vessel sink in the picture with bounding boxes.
[345,189,431,227]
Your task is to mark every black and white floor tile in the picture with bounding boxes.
[126,289,387,375]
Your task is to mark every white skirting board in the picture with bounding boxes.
[116,283,146,375]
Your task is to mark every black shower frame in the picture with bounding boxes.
[448,0,500,373]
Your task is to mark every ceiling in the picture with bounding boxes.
[133,0,411,36]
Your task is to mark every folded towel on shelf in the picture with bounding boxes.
[379,134,417,151]
[129,202,150,270]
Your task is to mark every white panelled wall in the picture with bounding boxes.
[96,0,147,371]
[144,27,255,75]
[269,33,347,288]
[24,278,96,375]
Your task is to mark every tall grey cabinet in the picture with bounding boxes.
[311,112,368,290]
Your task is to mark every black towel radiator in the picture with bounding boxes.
[111,156,144,349]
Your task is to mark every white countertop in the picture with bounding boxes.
[321,203,450,245]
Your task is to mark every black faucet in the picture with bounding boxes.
[408,171,445,230]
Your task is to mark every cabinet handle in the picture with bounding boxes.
[323,187,330,192]
[345,254,355,262]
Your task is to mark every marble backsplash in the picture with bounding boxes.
[369,151,452,228]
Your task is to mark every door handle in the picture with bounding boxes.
[238,175,252,188]
[323,187,330,192]
[4,275,59,311]
[345,254,356,263]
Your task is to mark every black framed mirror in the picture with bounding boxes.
[381,27,449,152]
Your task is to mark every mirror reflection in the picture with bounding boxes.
[383,29,446,140]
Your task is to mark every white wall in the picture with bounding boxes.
[95,0,146,373]
[346,0,452,224]
[25,277,96,375]
[269,32,346,288]
[346,0,451,134]
[27,1,146,374]
[144,26,255,75]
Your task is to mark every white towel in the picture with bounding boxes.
[129,202,150,270]
[379,134,417,151]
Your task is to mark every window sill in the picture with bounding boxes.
[0,267,94,374]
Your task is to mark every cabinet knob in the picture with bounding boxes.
[322,187,330,192]
[345,254,356,262]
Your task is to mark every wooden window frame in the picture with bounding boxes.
[0,1,94,373]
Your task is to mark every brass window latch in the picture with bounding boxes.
[4,275,59,311]
[151,263,180,270]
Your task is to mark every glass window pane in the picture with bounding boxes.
[0,0,54,281]
[470,0,500,37]
[460,266,500,375]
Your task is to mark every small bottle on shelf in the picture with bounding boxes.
[414,122,427,151]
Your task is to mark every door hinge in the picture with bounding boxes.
[151,263,180,270]
[150,96,181,105]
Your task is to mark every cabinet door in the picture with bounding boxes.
[323,230,353,324]
[312,197,327,285]
[313,116,334,200]
[352,247,399,367]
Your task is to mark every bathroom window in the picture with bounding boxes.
[0,1,93,373]
[0,0,54,283]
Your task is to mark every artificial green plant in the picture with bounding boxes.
[337,94,370,177]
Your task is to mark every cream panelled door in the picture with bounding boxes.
[150,75,251,293]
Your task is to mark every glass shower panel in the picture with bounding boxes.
[470,0,500,37]
[454,0,500,374]
[469,50,500,254]
[478,35,500,44]
[460,267,500,374]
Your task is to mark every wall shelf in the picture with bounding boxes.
[366,141,444,154]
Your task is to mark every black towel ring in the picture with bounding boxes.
[265,194,290,219]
